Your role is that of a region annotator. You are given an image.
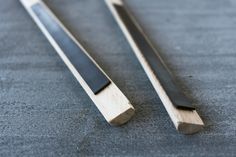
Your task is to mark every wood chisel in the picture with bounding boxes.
[105,0,204,134]
[19,0,135,125]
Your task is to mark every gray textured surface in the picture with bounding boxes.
[0,0,236,156]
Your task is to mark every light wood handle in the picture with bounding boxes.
[19,0,135,125]
[105,0,204,133]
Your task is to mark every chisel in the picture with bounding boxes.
[19,0,135,125]
[105,0,204,134]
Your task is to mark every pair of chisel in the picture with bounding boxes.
[20,0,204,134]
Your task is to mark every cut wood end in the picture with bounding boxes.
[177,121,204,134]
[108,0,123,5]
[20,0,39,7]
[108,105,135,126]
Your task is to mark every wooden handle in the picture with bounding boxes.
[20,0,135,125]
[105,0,204,134]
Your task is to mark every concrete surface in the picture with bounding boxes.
[0,0,235,156]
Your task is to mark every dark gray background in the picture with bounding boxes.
[0,0,235,156]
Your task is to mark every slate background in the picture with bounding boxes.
[0,0,236,156]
